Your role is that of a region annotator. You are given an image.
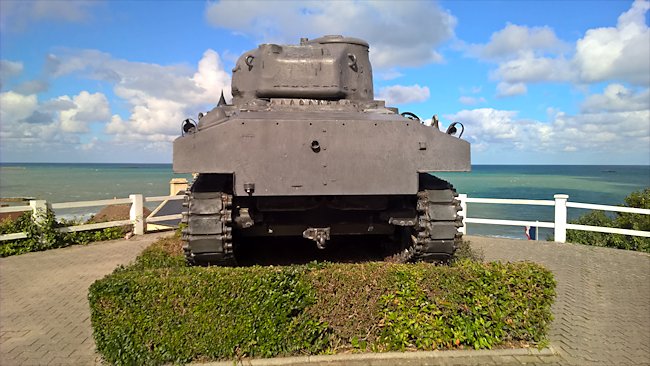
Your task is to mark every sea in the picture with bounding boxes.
[0,163,648,240]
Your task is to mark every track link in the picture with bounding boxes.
[181,177,236,266]
[402,176,463,262]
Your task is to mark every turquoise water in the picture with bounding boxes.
[0,163,191,202]
[0,163,192,221]
[1,163,648,239]
[438,165,650,239]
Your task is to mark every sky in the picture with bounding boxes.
[0,0,648,165]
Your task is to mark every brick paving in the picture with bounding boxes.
[471,236,650,366]
[0,233,171,366]
[0,234,648,365]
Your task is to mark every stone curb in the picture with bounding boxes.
[195,346,557,365]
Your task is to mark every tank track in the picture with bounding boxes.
[181,180,235,266]
[399,177,462,263]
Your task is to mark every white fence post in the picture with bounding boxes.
[29,200,49,227]
[29,200,51,244]
[169,178,188,196]
[458,194,468,235]
[129,194,145,235]
[554,194,569,243]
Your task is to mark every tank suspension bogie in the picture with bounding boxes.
[181,175,236,266]
[182,173,463,265]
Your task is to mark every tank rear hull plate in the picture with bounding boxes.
[174,112,469,196]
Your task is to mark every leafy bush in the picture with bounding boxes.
[90,266,330,365]
[453,240,484,262]
[0,210,125,257]
[127,236,187,271]
[308,260,554,352]
[567,188,650,252]
[89,239,555,365]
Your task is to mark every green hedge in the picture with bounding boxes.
[566,188,650,252]
[0,211,125,257]
[89,241,555,365]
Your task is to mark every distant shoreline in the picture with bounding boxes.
[1,162,649,167]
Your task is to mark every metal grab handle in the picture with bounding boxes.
[401,111,421,122]
[245,55,255,70]
[431,115,440,129]
[181,119,197,136]
[446,122,464,138]
[347,53,358,71]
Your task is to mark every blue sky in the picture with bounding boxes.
[0,0,648,165]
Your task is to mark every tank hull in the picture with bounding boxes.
[173,110,470,196]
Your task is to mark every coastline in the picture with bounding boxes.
[1,164,647,240]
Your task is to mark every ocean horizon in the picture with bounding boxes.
[1,163,648,240]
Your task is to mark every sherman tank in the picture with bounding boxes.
[173,35,470,266]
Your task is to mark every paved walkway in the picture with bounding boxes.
[471,236,650,366]
[0,235,648,365]
[0,233,171,366]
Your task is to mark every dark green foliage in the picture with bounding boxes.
[375,260,555,351]
[567,188,650,252]
[0,210,124,257]
[453,240,484,262]
[129,246,186,271]
[307,260,554,353]
[89,240,555,365]
[90,266,330,365]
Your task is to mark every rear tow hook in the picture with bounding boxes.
[303,227,330,250]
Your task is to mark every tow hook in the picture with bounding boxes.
[234,207,254,229]
[303,227,330,249]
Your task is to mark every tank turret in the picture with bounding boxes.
[232,35,373,103]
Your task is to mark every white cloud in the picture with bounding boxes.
[204,0,456,68]
[448,108,523,143]
[105,115,128,135]
[13,80,49,95]
[469,0,650,95]
[445,85,650,156]
[471,23,568,60]
[491,52,573,84]
[80,137,99,151]
[1,103,77,149]
[458,96,487,105]
[1,48,232,158]
[496,82,527,97]
[0,60,24,83]
[0,90,110,147]
[377,84,430,105]
[0,0,101,31]
[0,91,37,124]
[58,91,110,133]
[581,84,650,113]
[48,49,231,141]
[191,50,232,105]
[377,69,404,81]
[574,0,650,84]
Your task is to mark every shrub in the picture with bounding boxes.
[89,240,555,365]
[453,240,484,262]
[0,210,125,257]
[90,267,330,365]
[567,188,650,252]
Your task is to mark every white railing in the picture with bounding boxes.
[0,194,185,242]
[2,191,648,244]
[457,194,650,242]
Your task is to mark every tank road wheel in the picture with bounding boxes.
[181,174,236,266]
[402,175,463,263]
